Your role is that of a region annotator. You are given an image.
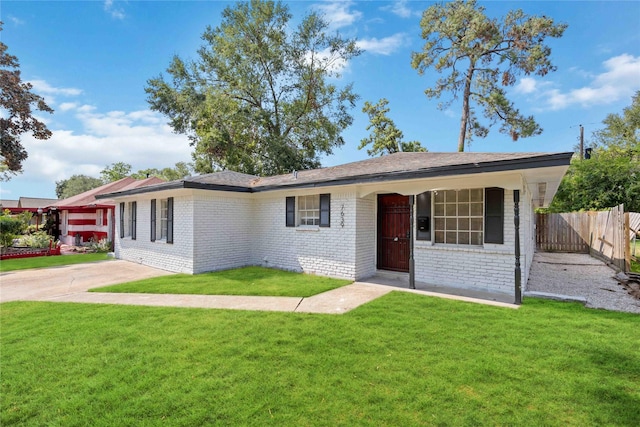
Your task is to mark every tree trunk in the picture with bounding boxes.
[458,63,475,152]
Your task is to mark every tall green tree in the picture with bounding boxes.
[549,93,640,212]
[131,161,193,181]
[411,0,566,151]
[55,175,103,199]
[0,22,53,179]
[358,98,426,156]
[146,0,361,176]
[591,91,640,158]
[100,162,132,183]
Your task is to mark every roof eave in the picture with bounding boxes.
[253,152,574,192]
[95,180,254,199]
[94,152,573,197]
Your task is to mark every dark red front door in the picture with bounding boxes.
[377,194,410,272]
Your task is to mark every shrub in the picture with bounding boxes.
[90,238,112,253]
[18,231,53,249]
[0,214,26,248]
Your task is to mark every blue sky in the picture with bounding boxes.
[1,0,639,200]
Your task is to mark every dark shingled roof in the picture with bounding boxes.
[97,152,573,198]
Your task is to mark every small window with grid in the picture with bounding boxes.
[298,195,319,226]
[433,189,483,245]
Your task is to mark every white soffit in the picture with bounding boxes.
[523,165,570,208]
[357,172,524,197]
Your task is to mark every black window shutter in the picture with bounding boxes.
[131,201,137,240]
[485,188,504,244]
[285,197,295,227]
[150,199,156,242]
[319,194,330,227]
[119,202,125,238]
[167,197,174,244]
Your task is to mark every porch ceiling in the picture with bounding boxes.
[356,164,569,209]
[356,171,524,197]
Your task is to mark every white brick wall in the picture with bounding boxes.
[115,195,194,273]
[192,191,254,274]
[112,181,538,296]
[355,194,376,280]
[410,188,537,296]
[252,191,358,279]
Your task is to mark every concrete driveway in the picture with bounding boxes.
[0,260,173,303]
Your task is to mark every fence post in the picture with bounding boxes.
[514,190,521,305]
[624,210,630,272]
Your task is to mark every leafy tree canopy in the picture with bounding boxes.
[549,92,640,212]
[358,98,426,156]
[100,162,132,183]
[411,0,566,151]
[131,161,193,181]
[145,0,361,176]
[590,91,640,159]
[0,22,53,180]
[101,161,192,183]
[55,175,104,199]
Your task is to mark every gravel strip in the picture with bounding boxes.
[526,252,640,314]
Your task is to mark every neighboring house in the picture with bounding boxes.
[52,177,164,246]
[0,197,59,227]
[98,152,572,300]
[0,199,20,210]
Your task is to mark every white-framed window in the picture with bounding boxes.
[286,194,330,228]
[298,195,320,226]
[160,199,168,240]
[128,203,134,236]
[433,189,483,245]
[121,201,136,240]
[150,197,173,244]
[96,209,103,226]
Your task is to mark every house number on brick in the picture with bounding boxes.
[340,204,345,228]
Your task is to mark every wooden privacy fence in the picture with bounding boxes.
[536,204,633,271]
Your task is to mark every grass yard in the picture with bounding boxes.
[2,295,639,426]
[0,253,110,272]
[92,266,351,297]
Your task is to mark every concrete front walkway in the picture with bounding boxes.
[1,260,518,313]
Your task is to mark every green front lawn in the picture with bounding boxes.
[92,266,351,297]
[0,253,110,272]
[2,296,639,426]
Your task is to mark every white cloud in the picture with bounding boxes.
[9,15,25,26]
[77,104,96,113]
[59,103,78,112]
[18,108,192,184]
[383,0,417,19]
[356,33,408,56]
[514,77,538,94]
[313,1,362,30]
[528,54,640,110]
[104,0,126,20]
[28,80,82,106]
[28,80,83,97]
[304,48,350,74]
